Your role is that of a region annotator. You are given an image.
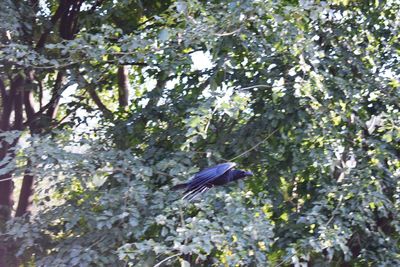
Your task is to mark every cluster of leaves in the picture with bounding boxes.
[4,133,273,266]
[2,0,400,266]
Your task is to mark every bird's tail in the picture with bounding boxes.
[171,183,188,190]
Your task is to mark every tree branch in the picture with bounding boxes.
[59,0,83,40]
[50,88,88,129]
[154,253,182,267]
[229,128,279,162]
[35,0,67,49]
[46,71,65,119]
[23,79,68,128]
[87,85,113,119]
[10,59,146,70]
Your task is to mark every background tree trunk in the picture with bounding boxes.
[118,66,130,107]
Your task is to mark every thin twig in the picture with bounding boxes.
[238,82,297,91]
[325,194,344,227]
[274,254,293,267]
[0,176,16,183]
[238,84,271,91]
[31,62,79,69]
[85,235,107,251]
[229,128,279,162]
[215,28,241,37]
[204,105,219,133]
[153,253,182,267]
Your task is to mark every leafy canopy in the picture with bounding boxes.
[1,0,400,266]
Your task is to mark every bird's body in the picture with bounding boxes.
[172,162,253,200]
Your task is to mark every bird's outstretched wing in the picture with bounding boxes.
[186,162,236,191]
[182,184,212,201]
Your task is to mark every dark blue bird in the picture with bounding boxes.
[172,162,253,200]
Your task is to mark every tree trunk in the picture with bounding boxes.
[0,76,24,220]
[0,0,84,264]
[0,76,24,267]
[15,161,34,217]
[118,66,130,107]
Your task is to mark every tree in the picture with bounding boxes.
[0,0,170,265]
[1,0,400,266]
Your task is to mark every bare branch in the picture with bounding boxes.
[154,253,182,267]
[23,96,58,128]
[214,28,241,37]
[9,59,146,70]
[50,88,87,129]
[87,85,113,119]
[238,84,271,91]
[47,71,65,119]
[36,0,68,49]
[24,72,69,128]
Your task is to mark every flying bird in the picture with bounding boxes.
[172,162,253,201]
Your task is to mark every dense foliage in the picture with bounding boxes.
[1,0,399,266]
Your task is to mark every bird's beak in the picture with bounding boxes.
[245,171,253,176]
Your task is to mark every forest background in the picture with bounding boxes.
[0,0,399,266]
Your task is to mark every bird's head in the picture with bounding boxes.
[243,170,253,177]
[233,169,253,181]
